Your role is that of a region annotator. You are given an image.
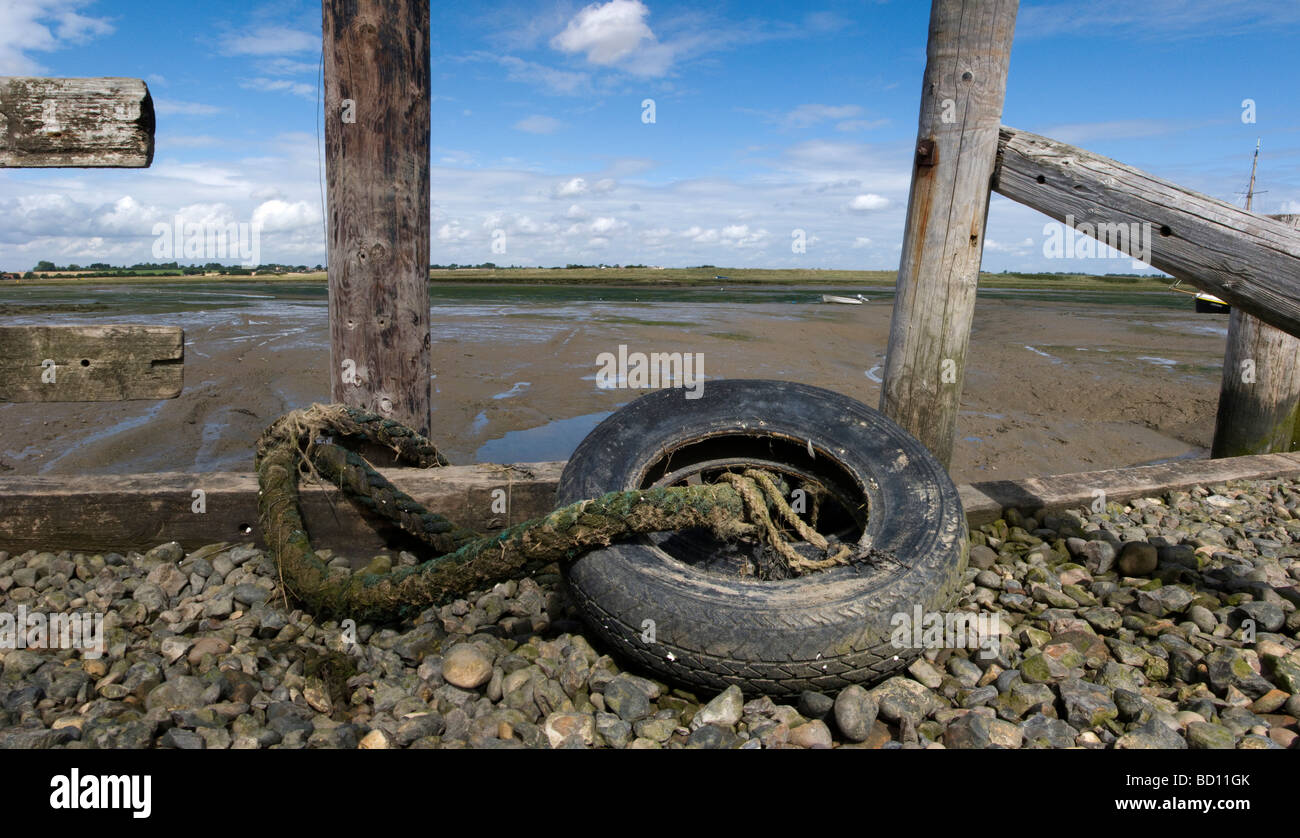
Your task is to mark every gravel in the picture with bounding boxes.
[2,477,1299,748]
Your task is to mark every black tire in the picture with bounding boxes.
[556,379,968,697]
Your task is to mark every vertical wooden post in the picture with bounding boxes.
[322,0,432,435]
[1211,213,1300,458]
[880,0,1019,468]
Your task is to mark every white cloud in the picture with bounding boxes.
[155,100,222,116]
[552,0,656,67]
[0,0,114,74]
[591,178,617,194]
[847,194,889,212]
[219,26,319,56]
[513,115,563,134]
[241,78,316,100]
[252,200,319,232]
[565,204,589,220]
[590,216,626,234]
[552,177,588,198]
[473,53,590,96]
[851,236,872,248]
[436,223,470,242]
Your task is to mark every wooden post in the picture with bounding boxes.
[322,0,432,436]
[0,77,154,168]
[1212,213,1300,457]
[880,0,1019,467]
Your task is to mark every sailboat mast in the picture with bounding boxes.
[1246,138,1260,212]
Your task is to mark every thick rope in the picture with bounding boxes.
[256,404,853,622]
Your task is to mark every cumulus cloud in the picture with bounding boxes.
[847,194,890,212]
[436,223,470,242]
[552,178,588,198]
[252,200,319,232]
[552,0,656,66]
[0,0,114,74]
[550,0,678,77]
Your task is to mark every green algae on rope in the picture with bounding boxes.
[255,403,853,623]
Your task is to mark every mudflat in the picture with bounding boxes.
[0,282,1225,484]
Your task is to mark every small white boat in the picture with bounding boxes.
[1169,280,1229,313]
[821,294,869,305]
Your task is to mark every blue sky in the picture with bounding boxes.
[1,0,1297,273]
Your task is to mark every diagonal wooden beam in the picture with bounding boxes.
[0,325,183,402]
[0,77,155,168]
[993,126,1300,337]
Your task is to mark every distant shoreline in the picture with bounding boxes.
[2,267,1173,293]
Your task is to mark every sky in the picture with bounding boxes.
[0,0,1297,273]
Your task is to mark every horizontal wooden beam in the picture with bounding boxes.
[961,451,1300,527]
[0,325,183,402]
[0,462,566,556]
[993,126,1300,337]
[3,456,1300,557]
[0,77,155,168]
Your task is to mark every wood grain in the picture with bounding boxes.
[994,127,1300,337]
[5,455,1300,555]
[0,325,182,402]
[0,77,154,168]
[881,0,1020,468]
[1212,214,1300,457]
[322,1,432,436]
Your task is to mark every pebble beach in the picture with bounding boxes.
[3,476,1298,749]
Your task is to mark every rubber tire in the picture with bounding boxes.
[556,379,968,697]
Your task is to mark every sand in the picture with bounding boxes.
[0,285,1227,484]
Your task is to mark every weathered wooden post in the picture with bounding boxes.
[322,0,432,436]
[1212,213,1300,457]
[880,0,1019,468]
[0,77,181,403]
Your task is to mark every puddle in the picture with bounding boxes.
[1023,345,1063,363]
[493,382,531,400]
[475,411,613,463]
[1138,356,1177,367]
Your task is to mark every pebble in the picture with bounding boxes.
[441,643,494,689]
[1117,542,1158,576]
[832,685,878,742]
[4,476,1300,751]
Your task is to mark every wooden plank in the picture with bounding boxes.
[1212,213,1300,457]
[323,0,433,436]
[993,126,1300,337]
[5,455,1299,556]
[961,452,1300,527]
[0,325,183,402]
[0,462,565,556]
[880,0,1020,468]
[0,77,154,168]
